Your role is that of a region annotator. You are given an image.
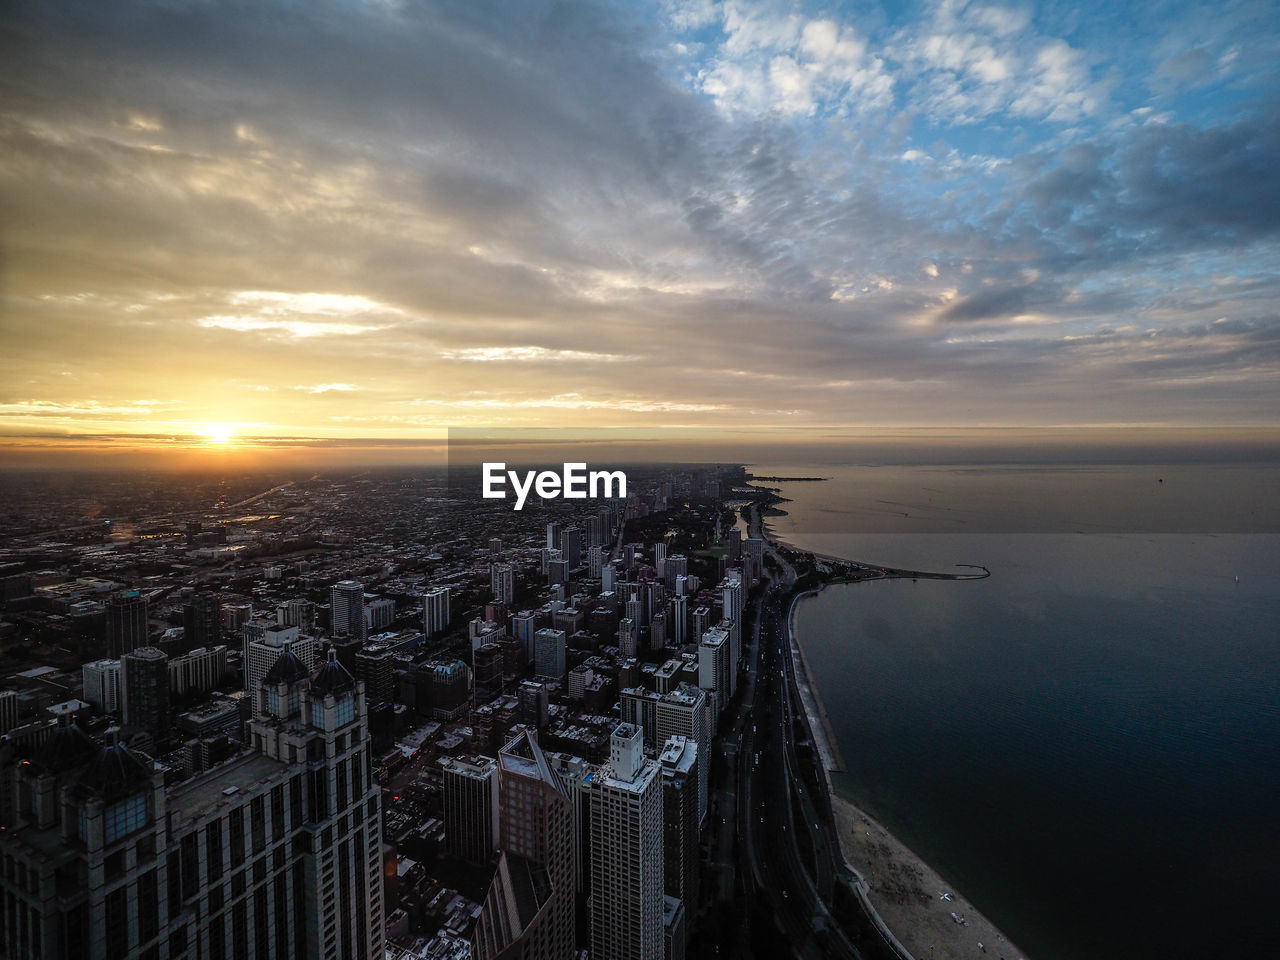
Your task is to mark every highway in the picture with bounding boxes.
[717,504,901,960]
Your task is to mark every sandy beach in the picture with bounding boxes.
[789,593,1031,960]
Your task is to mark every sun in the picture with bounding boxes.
[200,424,238,445]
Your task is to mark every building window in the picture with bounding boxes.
[104,794,148,844]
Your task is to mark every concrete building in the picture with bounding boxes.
[589,723,663,960]
[330,580,366,639]
[472,730,575,960]
[697,627,730,718]
[168,645,227,696]
[532,629,566,683]
[424,586,451,637]
[490,563,515,605]
[441,755,499,865]
[658,736,699,914]
[121,646,169,746]
[654,684,710,825]
[105,591,148,658]
[82,659,121,713]
[244,624,317,719]
[0,648,384,960]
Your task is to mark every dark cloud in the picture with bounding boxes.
[0,0,1277,433]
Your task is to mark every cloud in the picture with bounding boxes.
[0,0,1276,433]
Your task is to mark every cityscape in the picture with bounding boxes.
[0,464,908,960]
[2,0,1277,956]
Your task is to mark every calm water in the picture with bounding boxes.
[771,465,1280,958]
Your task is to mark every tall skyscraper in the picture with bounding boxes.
[697,627,730,717]
[473,730,576,960]
[533,628,567,682]
[183,592,223,651]
[105,591,148,658]
[546,521,562,550]
[589,723,663,960]
[654,684,710,825]
[121,645,169,745]
[276,596,317,631]
[0,651,384,960]
[441,755,500,864]
[330,580,366,639]
[658,736,700,915]
[354,645,394,703]
[490,562,515,605]
[82,658,122,713]
[473,642,504,704]
[559,527,582,570]
[424,586,451,637]
[244,624,317,718]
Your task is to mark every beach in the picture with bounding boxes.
[790,588,1031,960]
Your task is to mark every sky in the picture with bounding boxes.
[1,0,1278,460]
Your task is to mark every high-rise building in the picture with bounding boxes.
[533,628,567,682]
[473,731,575,960]
[183,592,223,651]
[546,521,562,551]
[589,723,663,960]
[365,597,395,633]
[654,684,710,825]
[0,689,20,734]
[668,595,687,646]
[441,754,499,864]
[1,654,379,960]
[658,736,700,914]
[244,624,317,718]
[167,645,228,696]
[330,580,366,639]
[720,574,744,692]
[510,610,538,656]
[121,645,169,745]
[697,627,730,717]
[517,680,549,730]
[490,563,515,605]
[276,597,317,632]
[105,591,148,658]
[82,658,122,713]
[473,642,504,704]
[424,586,451,637]
[588,545,604,579]
[354,645,394,703]
[617,617,638,659]
[559,527,583,570]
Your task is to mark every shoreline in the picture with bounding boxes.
[770,508,1030,960]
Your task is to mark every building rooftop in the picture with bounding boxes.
[166,751,287,828]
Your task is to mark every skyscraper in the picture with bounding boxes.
[533,628,567,682]
[658,736,700,914]
[330,580,366,639]
[491,562,515,605]
[0,650,385,960]
[697,627,730,717]
[105,591,148,657]
[473,730,576,960]
[244,623,317,718]
[424,586,451,637]
[82,658,122,713]
[441,755,500,864]
[121,645,169,745]
[654,684,710,825]
[589,723,663,960]
[183,592,223,651]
